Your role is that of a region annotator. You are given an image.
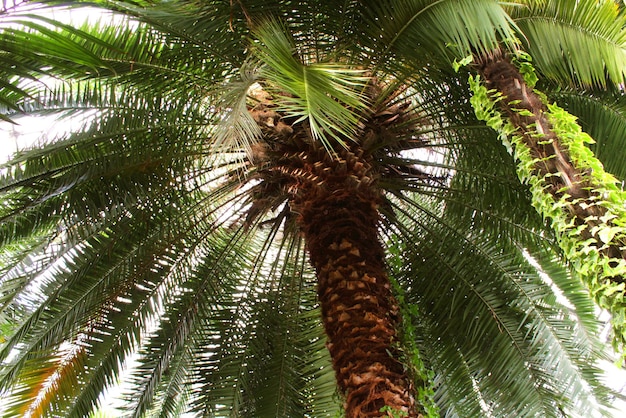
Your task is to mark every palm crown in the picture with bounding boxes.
[1,0,626,417]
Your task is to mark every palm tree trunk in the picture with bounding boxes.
[475,53,612,250]
[290,145,419,417]
[474,50,626,354]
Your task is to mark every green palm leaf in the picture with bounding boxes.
[508,0,626,87]
[253,19,369,150]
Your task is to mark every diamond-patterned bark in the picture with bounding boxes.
[291,146,418,417]
[248,97,421,417]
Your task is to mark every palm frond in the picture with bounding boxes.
[210,62,263,158]
[253,19,369,150]
[386,194,612,417]
[178,226,339,417]
[508,0,626,87]
[360,0,517,72]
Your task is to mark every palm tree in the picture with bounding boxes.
[0,0,625,416]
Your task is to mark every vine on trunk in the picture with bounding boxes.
[465,55,626,360]
[389,276,439,418]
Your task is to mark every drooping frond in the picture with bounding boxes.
[508,0,626,87]
[181,228,340,417]
[385,190,611,417]
[358,0,518,73]
[210,61,263,157]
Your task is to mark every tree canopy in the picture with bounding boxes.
[1,1,626,417]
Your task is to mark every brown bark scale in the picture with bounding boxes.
[290,146,418,417]
[249,101,421,417]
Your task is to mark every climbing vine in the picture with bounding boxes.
[388,253,439,418]
[466,55,626,360]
